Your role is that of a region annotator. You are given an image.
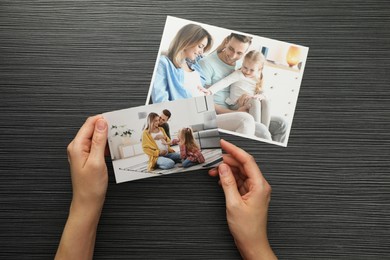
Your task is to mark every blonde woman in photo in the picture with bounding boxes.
[153,30,265,139]
[141,112,181,171]
[151,23,213,103]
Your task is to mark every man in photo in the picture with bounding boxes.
[158,109,172,139]
[159,109,180,145]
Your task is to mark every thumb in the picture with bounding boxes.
[89,118,108,161]
[218,163,241,206]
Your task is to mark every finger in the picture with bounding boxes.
[208,167,218,177]
[218,163,242,206]
[223,155,260,194]
[222,154,246,177]
[73,115,102,145]
[231,168,246,184]
[70,115,102,167]
[212,163,243,181]
[238,183,249,196]
[230,169,248,195]
[208,166,243,180]
[220,139,263,182]
[225,163,246,181]
[227,156,265,196]
[87,118,108,166]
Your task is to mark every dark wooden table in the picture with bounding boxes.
[1,1,389,259]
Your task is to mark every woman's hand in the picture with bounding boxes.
[67,115,108,210]
[209,139,277,260]
[56,115,109,260]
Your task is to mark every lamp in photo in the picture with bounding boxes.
[286,45,302,68]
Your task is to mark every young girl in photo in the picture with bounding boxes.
[206,50,271,128]
[178,127,205,168]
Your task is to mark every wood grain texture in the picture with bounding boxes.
[1,0,389,259]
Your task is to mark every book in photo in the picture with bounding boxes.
[103,96,222,184]
[146,16,309,147]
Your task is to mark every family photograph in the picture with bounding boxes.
[104,96,222,183]
[147,16,309,146]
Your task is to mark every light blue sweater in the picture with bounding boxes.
[151,55,206,103]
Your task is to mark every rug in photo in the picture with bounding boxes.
[103,95,222,184]
[146,16,309,147]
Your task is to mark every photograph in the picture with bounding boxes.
[103,95,223,183]
[146,16,309,147]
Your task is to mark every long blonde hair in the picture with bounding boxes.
[167,24,213,68]
[243,50,266,94]
[180,127,199,152]
[146,112,159,133]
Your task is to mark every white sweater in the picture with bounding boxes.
[208,70,258,105]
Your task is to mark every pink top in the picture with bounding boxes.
[179,144,205,163]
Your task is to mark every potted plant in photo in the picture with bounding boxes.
[111,125,134,145]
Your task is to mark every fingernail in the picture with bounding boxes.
[96,119,107,132]
[219,164,228,176]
